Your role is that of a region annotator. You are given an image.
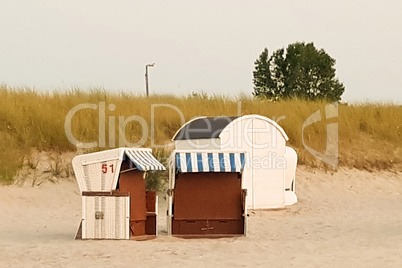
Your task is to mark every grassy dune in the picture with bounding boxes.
[1,86,401,184]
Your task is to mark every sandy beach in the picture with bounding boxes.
[1,166,401,267]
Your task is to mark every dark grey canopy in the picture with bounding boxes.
[173,116,238,140]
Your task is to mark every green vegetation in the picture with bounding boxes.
[0,86,401,184]
[253,42,345,101]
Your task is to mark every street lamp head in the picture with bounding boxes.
[146,63,155,68]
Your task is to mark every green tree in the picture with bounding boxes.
[252,48,275,99]
[253,42,345,101]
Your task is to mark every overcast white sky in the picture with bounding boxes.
[1,0,401,103]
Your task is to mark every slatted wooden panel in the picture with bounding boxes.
[82,195,129,239]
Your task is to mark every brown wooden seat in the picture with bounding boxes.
[172,172,244,235]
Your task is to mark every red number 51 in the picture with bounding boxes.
[102,164,114,173]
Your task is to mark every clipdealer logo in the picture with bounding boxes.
[301,102,339,167]
[64,101,339,167]
[64,102,185,149]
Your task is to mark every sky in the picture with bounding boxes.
[1,0,401,103]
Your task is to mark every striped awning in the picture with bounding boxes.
[125,149,166,171]
[175,152,245,173]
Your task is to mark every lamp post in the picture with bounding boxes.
[145,63,155,97]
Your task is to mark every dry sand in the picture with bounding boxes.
[1,167,401,267]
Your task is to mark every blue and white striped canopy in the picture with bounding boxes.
[125,149,166,171]
[175,152,245,173]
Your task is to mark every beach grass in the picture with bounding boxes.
[1,85,401,184]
